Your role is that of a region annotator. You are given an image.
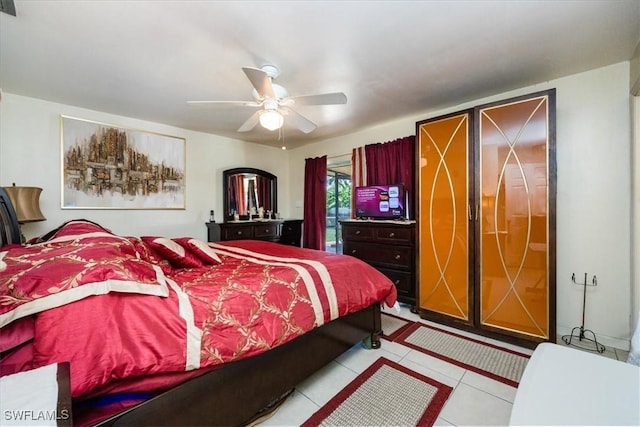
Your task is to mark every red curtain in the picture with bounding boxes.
[350,146,367,219]
[228,176,246,215]
[256,175,271,211]
[303,156,327,250]
[364,136,415,219]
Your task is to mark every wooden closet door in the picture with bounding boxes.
[417,111,473,321]
[477,92,555,340]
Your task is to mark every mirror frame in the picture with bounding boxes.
[222,167,277,222]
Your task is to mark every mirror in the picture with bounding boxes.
[223,168,277,222]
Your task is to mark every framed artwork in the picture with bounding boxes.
[61,115,186,209]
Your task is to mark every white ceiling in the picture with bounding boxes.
[1,1,639,149]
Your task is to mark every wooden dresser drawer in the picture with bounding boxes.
[221,224,253,240]
[344,241,413,270]
[342,225,375,241]
[378,268,413,297]
[213,220,303,247]
[254,223,280,238]
[281,221,302,236]
[340,219,416,307]
[375,226,413,244]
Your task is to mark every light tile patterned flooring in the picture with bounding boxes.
[257,304,630,426]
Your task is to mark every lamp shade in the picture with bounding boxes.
[259,110,284,131]
[3,185,46,223]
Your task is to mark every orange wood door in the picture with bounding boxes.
[417,111,472,321]
[478,93,553,340]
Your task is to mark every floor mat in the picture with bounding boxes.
[301,357,452,427]
[395,322,530,387]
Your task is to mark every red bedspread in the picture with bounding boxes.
[0,221,396,399]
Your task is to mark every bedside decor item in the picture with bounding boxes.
[2,183,45,223]
[561,273,605,353]
[61,115,185,210]
[2,183,46,242]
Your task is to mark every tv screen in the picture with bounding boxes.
[354,184,405,219]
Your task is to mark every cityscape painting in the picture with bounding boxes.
[61,116,185,209]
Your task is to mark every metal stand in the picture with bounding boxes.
[561,273,605,353]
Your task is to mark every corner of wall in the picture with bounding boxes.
[631,41,640,95]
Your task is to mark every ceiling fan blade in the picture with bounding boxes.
[238,111,261,132]
[242,67,275,99]
[286,92,347,106]
[186,100,260,107]
[285,108,317,134]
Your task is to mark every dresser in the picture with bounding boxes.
[206,220,303,247]
[341,220,416,307]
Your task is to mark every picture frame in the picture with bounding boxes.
[61,115,186,209]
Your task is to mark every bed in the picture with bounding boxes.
[0,187,397,426]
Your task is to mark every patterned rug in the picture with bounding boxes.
[301,357,452,427]
[380,312,416,341]
[395,323,530,387]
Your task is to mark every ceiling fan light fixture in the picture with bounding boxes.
[259,110,284,131]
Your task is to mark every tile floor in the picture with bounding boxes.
[257,303,630,427]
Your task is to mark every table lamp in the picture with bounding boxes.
[2,183,46,242]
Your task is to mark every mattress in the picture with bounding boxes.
[510,342,640,426]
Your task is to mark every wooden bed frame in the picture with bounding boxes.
[0,187,383,426]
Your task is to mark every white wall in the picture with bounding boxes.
[289,61,634,349]
[633,95,640,335]
[0,93,290,241]
[631,39,640,349]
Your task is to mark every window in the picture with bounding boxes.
[326,162,351,254]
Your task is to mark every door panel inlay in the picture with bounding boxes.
[418,112,470,320]
[479,96,550,338]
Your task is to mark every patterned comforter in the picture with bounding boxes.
[0,220,396,398]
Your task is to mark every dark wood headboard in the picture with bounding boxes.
[0,187,21,246]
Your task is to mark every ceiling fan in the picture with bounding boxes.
[187,65,347,134]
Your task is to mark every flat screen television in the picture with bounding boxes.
[354,184,406,219]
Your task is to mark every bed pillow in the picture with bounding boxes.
[126,236,173,274]
[173,237,222,265]
[141,236,204,268]
[0,316,35,353]
[30,219,114,243]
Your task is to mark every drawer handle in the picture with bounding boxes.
[355,230,361,235]
[394,279,401,285]
[351,249,357,254]
[394,254,401,260]
[389,232,395,238]
[236,231,243,235]
[265,228,270,232]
